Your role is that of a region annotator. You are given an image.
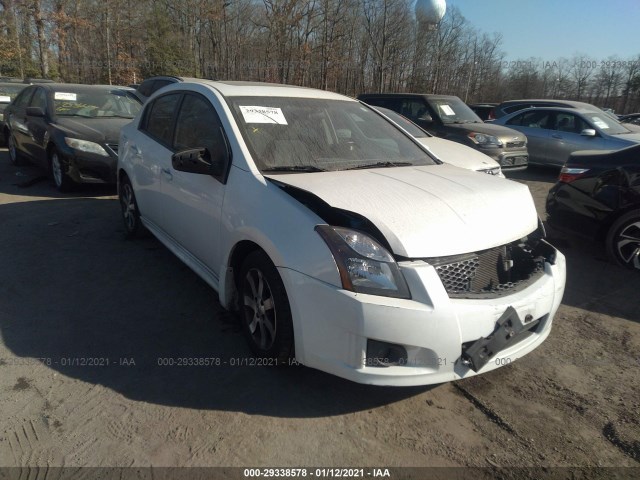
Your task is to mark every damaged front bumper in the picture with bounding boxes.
[279,245,565,387]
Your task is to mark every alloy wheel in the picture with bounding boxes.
[243,268,277,350]
[121,183,137,232]
[51,152,63,187]
[615,221,640,270]
[8,135,18,164]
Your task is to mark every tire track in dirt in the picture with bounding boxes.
[453,383,519,438]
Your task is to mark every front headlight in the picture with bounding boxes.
[316,225,411,299]
[64,137,110,156]
[468,132,503,147]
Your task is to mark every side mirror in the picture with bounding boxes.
[580,129,597,137]
[172,147,227,177]
[418,114,433,124]
[26,106,45,117]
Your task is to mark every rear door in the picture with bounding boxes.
[132,92,183,226]
[7,87,35,154]
[23,87,49,166]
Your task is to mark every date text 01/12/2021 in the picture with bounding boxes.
[155,357,302,367]
[243,468,391,477]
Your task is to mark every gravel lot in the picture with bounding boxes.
[0,149,638,477]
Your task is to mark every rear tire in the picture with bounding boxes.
[239,251,294,364]
[606,211,640,270]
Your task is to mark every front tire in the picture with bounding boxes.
[606,211,640,270]
[239,251,294,363]
[119,175,144,239]
[49,148,75,192]
[8,133,23,166]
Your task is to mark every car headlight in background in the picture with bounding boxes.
[316,225,411,299]
[478,166,502,176]
[468,132,503,147]
[64,137,109,156]
[0,113,4,122]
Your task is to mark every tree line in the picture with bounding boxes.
[1,0,639,113]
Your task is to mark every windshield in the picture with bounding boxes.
[583,112,631,135]
[53,89,142,118]
[374,106,429,138]
[228,97,435,172]
[0,84,27,103]
[426,97,482,124]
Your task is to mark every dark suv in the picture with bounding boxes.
[134,76,185,102]
[358,93,528,171]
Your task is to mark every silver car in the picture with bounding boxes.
[494,107,640,166]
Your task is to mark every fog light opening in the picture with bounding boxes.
[365,340,408,368]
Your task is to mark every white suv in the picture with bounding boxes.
[118,80,566,386]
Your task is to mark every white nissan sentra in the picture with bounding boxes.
[118,80,566,386]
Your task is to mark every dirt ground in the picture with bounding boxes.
[0,149,638,477]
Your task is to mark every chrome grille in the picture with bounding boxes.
[435,257,479,292]
[506,141,525,148]
[106,143,118,155]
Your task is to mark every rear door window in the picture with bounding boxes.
[508,110,552,129]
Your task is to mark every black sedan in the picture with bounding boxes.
[0,82,27,145]
[3,83,141,191]
[546,144,640,270]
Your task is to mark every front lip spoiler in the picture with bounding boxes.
[461,306,541,372]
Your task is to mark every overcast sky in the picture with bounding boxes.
[446,0,640,62]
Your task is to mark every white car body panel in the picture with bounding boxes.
[265,164,537,258]
[118,79,566,386]
[417,137,504,177]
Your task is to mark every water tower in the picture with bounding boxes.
[415,0,446,30]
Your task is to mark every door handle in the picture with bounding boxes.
[551,134,563,139]
[161,168,173,181]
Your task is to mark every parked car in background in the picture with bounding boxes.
[373,106,503,176]
[491,99,616,121]
[134,75,184,102]
[358,93,529,171]
[4,83,142,191]
[467,103,498,121]
[619,113,640,126]
[546,144,640,270]
[118,79,565,386]
[494,107,640,167]
[0,82,28,146]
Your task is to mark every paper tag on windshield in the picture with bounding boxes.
[239,106,288,125]
[54,92,77,101]
[0,96,10,103]
[591,117,608,129]
[440,104,455,116]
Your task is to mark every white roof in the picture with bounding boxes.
[182,79,352,100]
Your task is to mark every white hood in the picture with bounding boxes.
[267,164,538,258]
[417,137,501,173]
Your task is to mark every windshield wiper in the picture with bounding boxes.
[345,161,413,170]
[97,114,134,119]
[262,165,327,173]
[57,113,93,118]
